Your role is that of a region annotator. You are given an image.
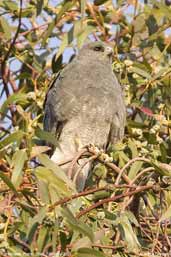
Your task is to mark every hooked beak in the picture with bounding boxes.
[104,46,113,63]
[105,46,114,57]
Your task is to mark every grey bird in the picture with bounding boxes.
[43,41,126,191]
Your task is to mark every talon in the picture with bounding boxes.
[87,144,113,162]
[87,144,101,155]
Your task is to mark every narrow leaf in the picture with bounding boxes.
[0,171,18,195]
[11,149,27,188]
[38,154,75,190]
[0,93,29,117]
[35,128,58,147]
[160,204,171,222]
[0,131,24,149]
[35,166,72,198]
[77,247,106,257]
[131,66,151,79]
[62,207,94,242]
[0,17,11,39]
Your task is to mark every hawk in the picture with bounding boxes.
[43,41,126,191]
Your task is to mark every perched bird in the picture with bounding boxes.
[43,41,126,191]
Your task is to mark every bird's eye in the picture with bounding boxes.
[94,46,104,52]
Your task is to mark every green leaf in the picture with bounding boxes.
[0,171,18,195]
[159,204,171,222]
[128,161,143,180]
[118,215,140,250]
[148,44,161,61]
[128,139,138,158]
[77,25,96,49]
[152,161,171,176]
[41,19,56,46]
[72,237,92,251]
[153,67,171,80]
[59,231,68,252]
[37,226,48,252]
[52,221,59,252]
[146,15,158,36]
[21,7,34,18]
[57,0,77,21]
[0,131,24,149]
[125,211,139,227]
[94,163,107,179]
[37,179,50,204]
[131,66,151,79]
[27,222,39,244]
[94,0,109,6]
[127,120,147,129]
[16,201,36,215]
[73,230,105,250]
[0,93,29,117]
[0,17,11,39]
[2,0,18,11]
[55,20,95,60]
[48,182,63,205]
[21,188,40,204]
[62,207,94,242]
[11,149,28,188]
[35,128,58,147]
[93,190,110,201]
[36,0,44,16]
[38,154,75,190]
[35,166,72,198]
[76,248,106,257]
[55,29,72,61]
[29,206,47,229]
[30,145,51,158]
[52,54,63,73]
[81,0,85,20]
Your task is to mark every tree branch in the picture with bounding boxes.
[1,0,23,89]
[76,184,154,218]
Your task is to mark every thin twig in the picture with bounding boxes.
[49,186,106,210]
[128,0,138,50]
[92,243,124,250]
[115,156,152,187]
[11,235,30,252]
[19,22,49,37]
[49,184,137,211]
[77,184,154,218]
[58,157,74,166]
[86,3,106,36]
[1,0,23,88]
[163,221,171,250]
[132,167,155,184]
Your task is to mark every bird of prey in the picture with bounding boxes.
[43,41,126,191]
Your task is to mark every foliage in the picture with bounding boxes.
[1,0,171,256]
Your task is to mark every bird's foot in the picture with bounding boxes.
[87,144,102,155]
[87,144,113,163]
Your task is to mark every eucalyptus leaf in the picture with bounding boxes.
[0,170,18,195]
[11,149,27,188]
[62,207,94,242]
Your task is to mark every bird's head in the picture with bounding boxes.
[79,41,114,63]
